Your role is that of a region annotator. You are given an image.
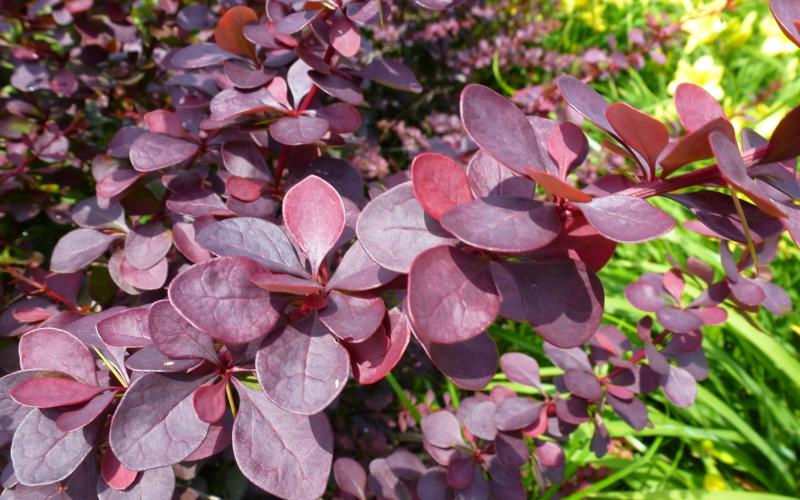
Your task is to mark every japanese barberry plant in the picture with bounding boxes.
[1,0,799,498]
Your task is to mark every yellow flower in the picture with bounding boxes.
[668,55,725,100]
[683,16,727,53]
[760,16,798,56]
[725,11,757,48]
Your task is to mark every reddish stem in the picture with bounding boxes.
[3,266,84,314]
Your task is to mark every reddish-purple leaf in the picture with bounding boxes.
[110,373,211,470]
[97,464,175,499]
[350,308,411,385]
[192,379,227,424]
[184,420,232,462]
[460,84,547,175]
[709,131,785,218]
[656,306,703,333]
[209,87,284,121]
[421,411,463,449]
[674,83,727,132]
[625,272,669,312]
[770,0,800,47]
[578,195,675,243]
[659,118,735,174]
[536,441,565,469]
[51,228,117,273]
[19,327,98,385]
[269,116,330,145]
[440,196,561,252]
[563,370,603,401]
[334,458,367,500]
[0,371,38,436]
[11,409,98,486]
[464,401,497,441]
[662,365,697,407]
[357,182,457,273]
[221,141,271,181]
[251,273,324,295]
[495,397,541,431]
[97,306,151,348]
[197,217,305,275]
[232,380,333,500]
[547,122,589,177]
[500,352,540,388]
[525,168,592,202]
[168,256,281,345]
[172,221,213,264]
[494,432,529,468]
[417,468,450,499]
[283,175,346,278]
[101,450,138,491]
[556,76,614,135]
[329,15,360,57]
[275,10,319,34]
[408,246,498,345]
[124,221,171,270]
[358,59,422,93]
[148,300,218,363]
[96,170,143,199]
[214,6,257,57]
[314,103,362,134]
[420,331,498,390]
[309,71,364,106]
[125,345,200,373]
[327,241,399,292]
[119,255,168,291]
[607,394,649,430]
[411,152,474,220]
[497,260,604,348]
[56,391,116,433]
[367,458,412,499]
[763,105,800,164]
[11,377,108,409]
[143,110,190,139]
[70,197,126,230]
[466,149,535,198]
[447,456,476,490]
[171,43,240,68]
[606,102,669,172]
[319,290,385,343]
[129,133,198,172]
[224,60,276,89]
[256,314,349,415]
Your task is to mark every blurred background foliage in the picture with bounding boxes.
[375,0,800,497]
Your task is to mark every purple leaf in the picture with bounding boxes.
[563,370,602,401]
[771,0,800,47]
[97,465,175,500]
[70,197,126,230]
[656,306,703,333]
[544,343,592,372]
[359,59,422,93]
[209,87,284,121]
[762,105,800,163]
[269,116,330,145]
[368,458,411,500]
[309,71,364,105]
[19,328,98,385]
[662,365,697,407]
[56,391,117,433]
[494,432,529,468]
[171,43,240,68]
[124,221,172,270]
[500,352,540,388]
[224,60,276,89]
[578,195,675,243]
[357,182,457,273]
[607,394,649,430]
[256,314,350,415]
[192,379,228,424]
[184,420,232,462]
[118,255,168,291]
[408,246,498,344]
[411,152,473,220]
[251,273,324,295]
[11,410,98,486]
[126,343,200,374]
[327,241,399,292]
[494,397,541,431]
[447,456,476,490]
[421,411,463,449]
[421,331,498,390]
[526,168,593,202]
[275,9,319,34]
[97,306,151,348]
[232,380,333,500]
[674,83,727,132]
[659,118,735,174]
[110,373,211,470]
[197,217,305,275]
[283,175,346,278]
[168,256,281,345]
[101,449,138,491]
[51,229,117,273]
[319,290,385,343]
[606,103,669,172]
[441,196,561,252]
[547,121,589,177]
[350,308,411,385]
[466,149,535,198]
[148,300,218,364]
[417,468,451,499]
[624,272,668,312]
[172,221,213,264]
[536,441,565,469]
[460,84,547,175]
[221,141,272,181]
[129,133,198,172]
[334,458,367,500]
[498,260,604,348]
[556,76,614,136]
[463,401,497,441]
[11,378,108,408]
[97,170,144,199]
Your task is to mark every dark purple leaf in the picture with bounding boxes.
[421,411,463,449]
[460,84,547,175]
[11,377,108,409]
[500,352,540,389]
[447,456,475,490]
[275,9,319,34]
[556,76,614,135]
[19,328,98,387]
[607,394,649,430]
[129,133,198,172]
[763,105,800,163]
[494,397,540,431]
[148,300,218,363]
[368,458,411,500]
[359,59,422,93]
[662,366,697,407]
[110,373,211,470]
[256,314,349,415]
[224,60,275,89]
[578,195,675,243]
[56,391,116,433]
[319,290,385,343]
[232,380,333,500]
[97,306,151,348]
[327,241,399,292]
[543,342,592,372]
[309,71,364,105]
[421,331,498,390]
[417,468,450,499]
[51,229,117,273]
[440,197,561,252]
[124,221,172,270]
[547,122,588,177]
[171,43,240,68]
[771,0,800,47]
[357,182,457,273]
[563,370,602,401]
[168,257,281,345]
[197,217,305,275]
[97,170,143,199]
[119,255,168,291]
[494,432,529,468]
[466,149,535,198]
[408,246,498,344]
[350,308,411,385]
[221,141,271,181]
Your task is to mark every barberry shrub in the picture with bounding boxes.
[1,0,798,498]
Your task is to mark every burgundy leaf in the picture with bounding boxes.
[762,105,800,163]
[110,373,212,470]
[466,149,535,198]
[168,256,281,345]
[327,241,399,292]
[624,272,668,312]
[460,84,548,175]
[578,195,675,243]
[209,87,284,121]
[420,331,498,390]
[536,441,565,468]
[0,371,38,436]
[143,110,191,139]
[184,420,232,462]
[494,432,529,468]
[97,306,151,348]
[357,182,457,273]
[329,15,360,57]
[351,308,411,385]
[674,83,727,132]
[124,221,171,270]
[232,380,333,500]
[334,458,367,500]
[408,246,498,344]
[251,273,324,295]
[256,314,349,415]
[283,175,346,278]
[197,217,305,275]
[319,290,385,343]
[148,300,218,363]
[11,377,108,409]
[547,121,589,177]
[525,168,593,202]
[101,450,138,491]
[499,352,540,388]
[165,188,234,217]
[221,141,271,181]
[171,43,240,68]
[275,10,319,34]
[659,118,735,174]
[56,391,117,433]
[421,411,463,448]
[447,456,475,489]
[269,116,330,146]
[440,196,561,252]
[497,260,604,348]
[224,60,275,89]
[367,458,411,499]
[19,327,99,386]
[309,71,364,106]
[172,221,213,264]
[314,103,362,134]
[129,133,198,172]
[606,102,669,172]
[51,228,117,273]
[214,5,257,56]
[359,59,422,93]
[411,152,474,220]
[97,170,144,199]
[192,379,228,424]
[494,397,541,431]
[556,76,614,135]
[770,0,800,47]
